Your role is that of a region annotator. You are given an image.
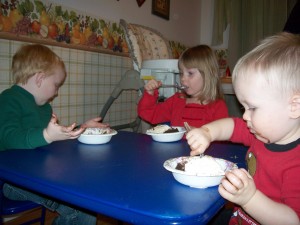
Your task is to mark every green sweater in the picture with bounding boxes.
[0,85,50,151]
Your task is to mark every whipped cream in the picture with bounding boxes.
[82,128,113,135]
[147,125,172,134]
[184,156,225,176]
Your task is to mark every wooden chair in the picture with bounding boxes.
[0,180,46,225]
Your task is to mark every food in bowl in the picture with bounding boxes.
[82,127,114,135]
[164,156,237,188]
[146,124,179,134]
[146,126,186,142]
[175,155,225,175]
[78,128,117,144]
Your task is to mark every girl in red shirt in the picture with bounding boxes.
[138,45,228,128]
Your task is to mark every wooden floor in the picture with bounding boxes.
[3,207,131,225]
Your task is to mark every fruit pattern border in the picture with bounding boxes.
[0,0,131,55]
[0,0,186,58]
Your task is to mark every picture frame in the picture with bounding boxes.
[152,0,170,20]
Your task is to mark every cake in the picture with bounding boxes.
[147,124,179,134]
[176,156,225,176]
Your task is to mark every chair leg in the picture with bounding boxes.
[40,207,46,225]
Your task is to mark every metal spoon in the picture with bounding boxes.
[184,122,204,158]
[161,82,187,90]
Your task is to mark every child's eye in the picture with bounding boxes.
[241,105,256,111]
[247,107,256,111]
[187,71,196,77]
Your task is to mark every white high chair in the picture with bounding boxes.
[118,19,175,132]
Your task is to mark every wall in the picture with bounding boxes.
[0,39,139,127]
[49,0,203,47]
[200,0,229,49]
[48,0,228,51]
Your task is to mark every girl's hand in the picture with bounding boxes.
[81,117,109,128]
[218,168,256,207]
[185,126,212,156]
[144,79,162,95]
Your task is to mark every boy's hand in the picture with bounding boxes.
[81,117,109,128]
[144,79,162,95]
[218,168,256,207]
[186,126,212,156]
[43,114,84,143]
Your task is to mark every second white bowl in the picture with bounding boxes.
[78,128,117,144]
[146,126,186,142]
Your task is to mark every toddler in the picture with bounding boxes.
[186,32,300,225]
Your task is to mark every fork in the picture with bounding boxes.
[184,122,204,158]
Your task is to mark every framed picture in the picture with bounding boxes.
[152,0,170,20]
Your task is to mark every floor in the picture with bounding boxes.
[3,207,132,225]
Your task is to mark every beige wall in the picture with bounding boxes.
[49,0,204,47]
[0,39,139,128]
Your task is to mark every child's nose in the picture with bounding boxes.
[180,74,187,82]
[242,110,250,121]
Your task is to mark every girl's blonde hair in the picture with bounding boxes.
[12,44,66,84]
[178,45,223,103]
[233,32,300,96]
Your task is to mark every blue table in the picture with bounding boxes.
[0,131,247,225]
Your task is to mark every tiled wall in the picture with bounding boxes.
[0,39,140,128]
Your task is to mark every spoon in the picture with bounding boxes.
[184,122,204,158]
[161,82,187,90]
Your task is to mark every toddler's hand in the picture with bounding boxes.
[43,114,84,143]
[81,117,109,128]
[218,168,256,207]
[144,79,162,95]
[185,126,212,156]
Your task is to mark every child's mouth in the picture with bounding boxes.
[250,128,270,143]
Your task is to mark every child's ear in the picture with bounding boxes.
[35,72,45,87]
[289,94,300,119]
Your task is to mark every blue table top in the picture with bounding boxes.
[0,131,248,225]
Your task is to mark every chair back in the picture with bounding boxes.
[120,19,173,71]
[100,70,144,132]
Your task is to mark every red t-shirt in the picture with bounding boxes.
[137,91,229,127]
[229,118,300,225]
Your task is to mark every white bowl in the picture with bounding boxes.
[78,129,117,144]
[163,156,237,188]
[146,126,186,142]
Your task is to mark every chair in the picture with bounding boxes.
[99,69,144,132]
[120,19,173,71]
[119,19,176,133]
[0,180,46,225]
